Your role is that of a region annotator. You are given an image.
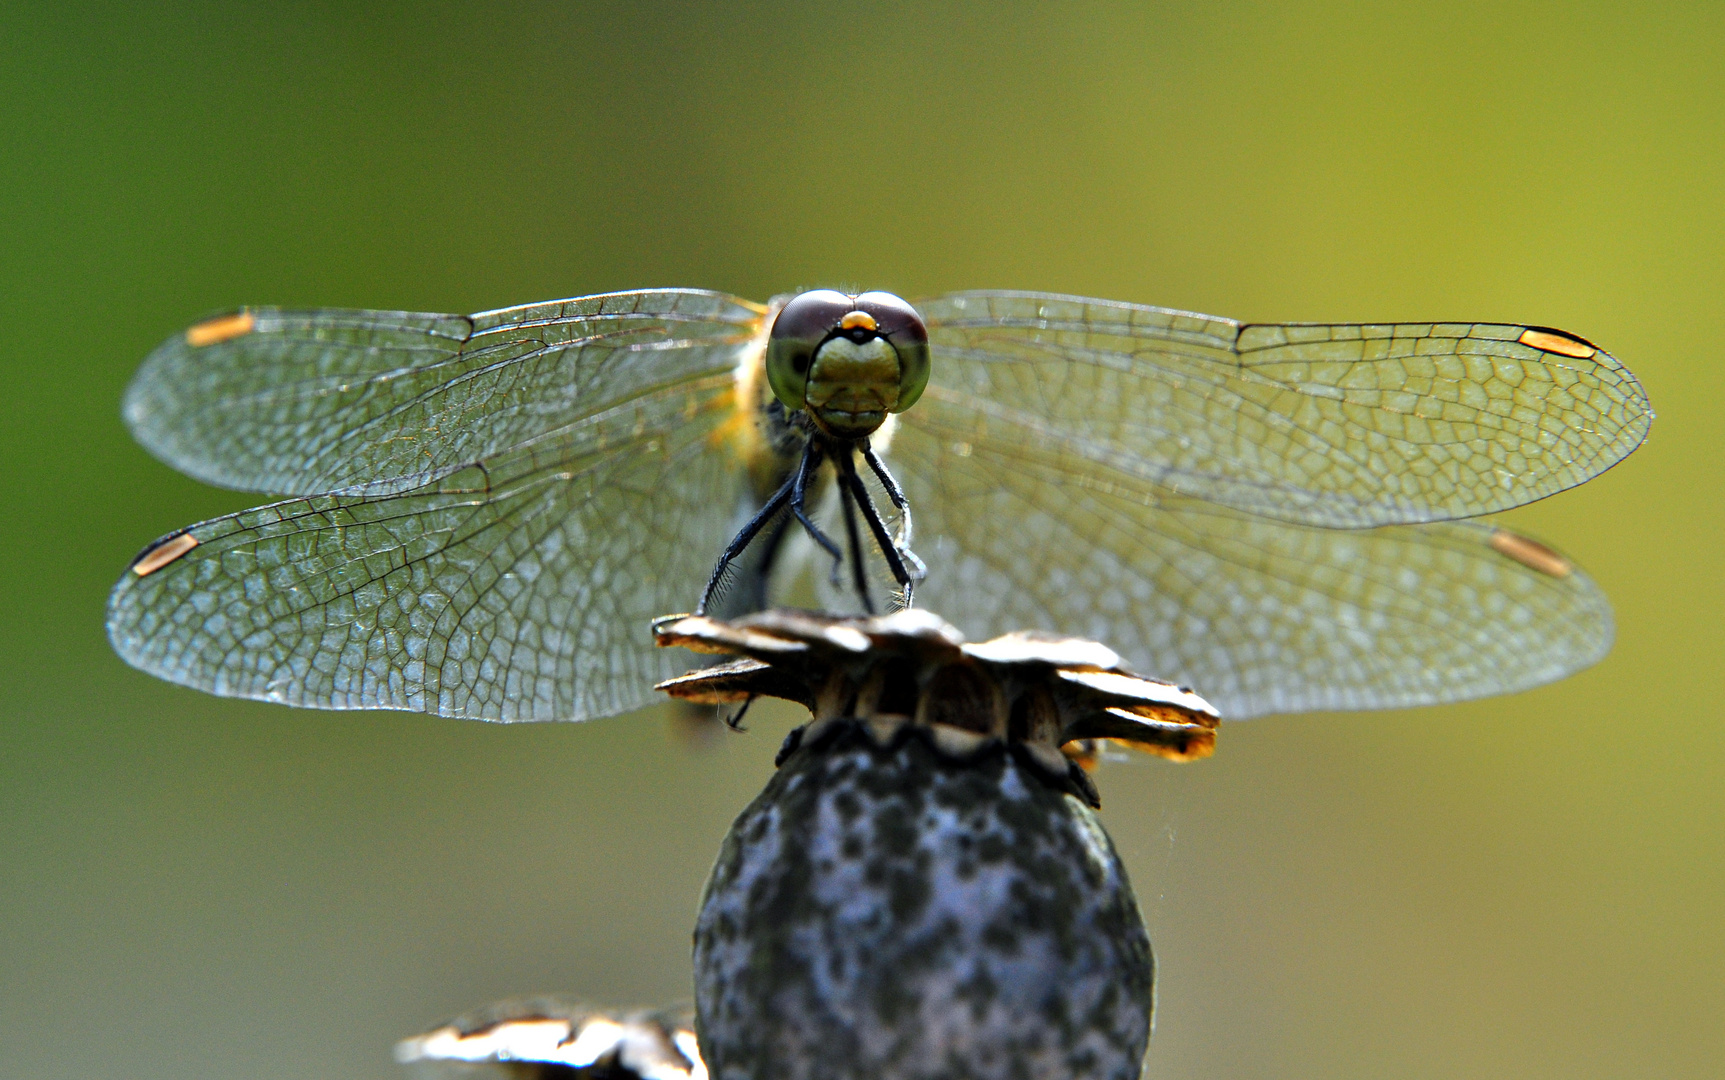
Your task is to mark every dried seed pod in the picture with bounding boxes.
[655,609,1221,1080]
[653,609,1220,773]
[394,998,704,1080]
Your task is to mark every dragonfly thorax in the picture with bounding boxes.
[765,289,930,441]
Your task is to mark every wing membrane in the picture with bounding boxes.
[918,291,1651,528]
[108,371,742,722]
[124,289,764,495]
[890,399,1612,718]
[113,284,1640,723]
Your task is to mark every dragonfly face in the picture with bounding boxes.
[765,289,931,440]
[108,287,1651,724]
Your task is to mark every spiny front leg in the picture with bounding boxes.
[837,449,919,609]
[697,468,796,616]
[834,455,875,615]
[791,439,846,589]
[860,442,927,595]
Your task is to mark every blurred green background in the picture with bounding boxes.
[3,2,1720,1077]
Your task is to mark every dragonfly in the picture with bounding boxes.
[107,287,1651,722]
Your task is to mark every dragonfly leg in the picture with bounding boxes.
[860,442,927,586]
[790,440,846,588]
[722,694,757,732]
[707,510,792,618]
[834,450,875,615]
[838,450,918,609]
[696,470,797,616]
[739,512,792,611]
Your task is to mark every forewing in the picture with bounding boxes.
[918,291,1651,528]
[108,371,742,722]
[889,404,1613,718]
[124,289,764,495]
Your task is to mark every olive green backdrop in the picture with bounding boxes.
[3,3,1720,1078]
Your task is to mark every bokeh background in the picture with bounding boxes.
[3,3,1721,1078]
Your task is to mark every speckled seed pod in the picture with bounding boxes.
[652,609,1220,1080]
[696,718,1149,1080]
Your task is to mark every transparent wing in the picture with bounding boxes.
[123,289,765,495]
[107,370,743,722]
[887,405,1613,718]
[918,291,1651,528]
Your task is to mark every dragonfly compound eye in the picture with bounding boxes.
[854,291,930,415]
[766,290,853,415]
[767,290,932,439]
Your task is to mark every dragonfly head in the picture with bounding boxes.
[766,290,930,440]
